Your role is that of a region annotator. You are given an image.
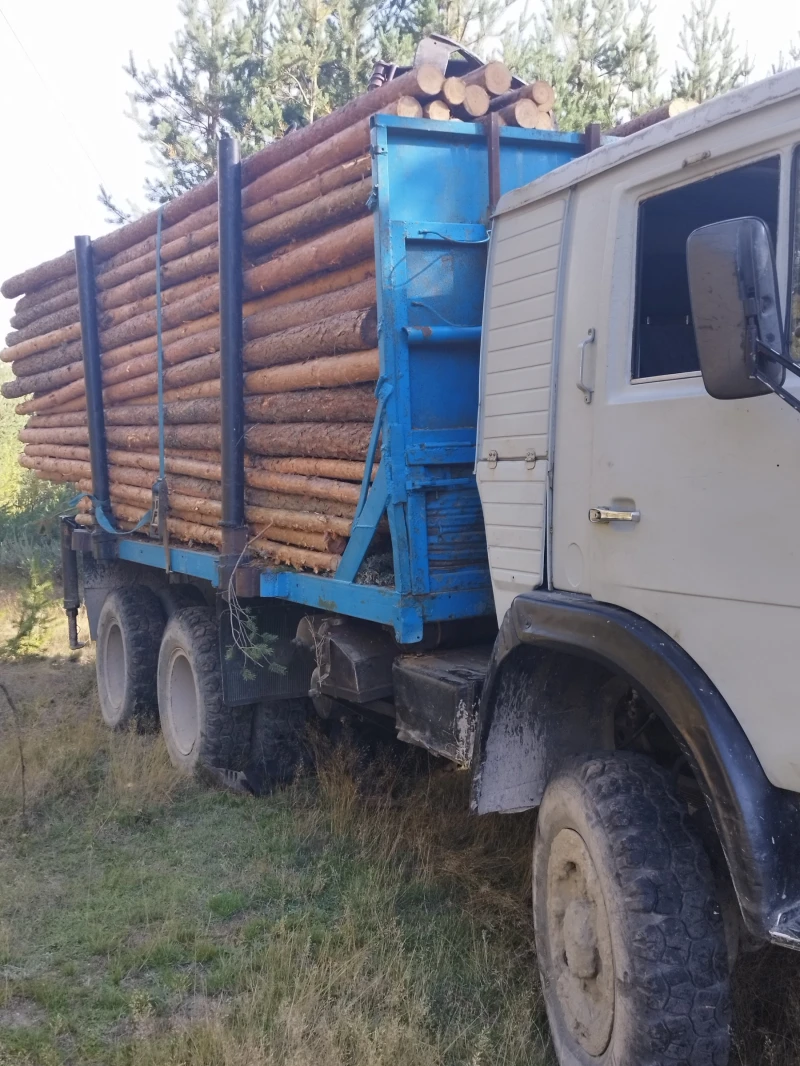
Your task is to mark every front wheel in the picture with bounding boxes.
[532,751,731,1066]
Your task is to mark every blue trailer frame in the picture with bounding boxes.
[112,118,583,642]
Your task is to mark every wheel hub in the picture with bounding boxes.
[546,828,614,1056]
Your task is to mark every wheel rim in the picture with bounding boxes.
[168,650,199,757]
[546,828,615,1057]
[103,623,126,713]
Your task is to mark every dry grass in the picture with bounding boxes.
[1,573,799,1065]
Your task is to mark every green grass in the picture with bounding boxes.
[1,576,799,1066]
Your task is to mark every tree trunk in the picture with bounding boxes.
[441,77,466,106]
[245,347,380,394]
[245,385,375,423]
[244,422,373,460]
[10,339,83,380]
[243,154,371,230]
[253,456,369,481]
[489,81,556,113]
[423,100,451,121]
[1,359,83,399]
[96,220,218,291]
[244,176,372,252]
[455,85,491,119]
[2,321,82,363]
[463,62,512,97]
[244,216,374,299]
[244,277,375,343]
[244,307,377,369]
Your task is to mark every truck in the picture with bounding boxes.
[36,63,800,1066]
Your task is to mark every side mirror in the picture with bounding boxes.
[687,216,785,400]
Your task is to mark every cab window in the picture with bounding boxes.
[633,156,780,380]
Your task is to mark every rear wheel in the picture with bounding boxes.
[157,606,252,772]
[532,751,731,1066]
[95,586,165,730]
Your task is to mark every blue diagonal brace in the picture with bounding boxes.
[334,461,389,583]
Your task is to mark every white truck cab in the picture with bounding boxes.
[475,68,800,1066]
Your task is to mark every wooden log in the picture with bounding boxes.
[248,535,340,572]
[102,351,220,405]
[96,202,219,279]
[244,422,373,460]
[95,220,218,291]
[463,62,512,97]
[96,243,218,312]
[242,154,371,230]
[244,277,376,343]
[103,398,221,426]
[99,279,220,351]
[244,176,372,251]
[106,499,222,548]
[7,300,80,343]
[1,359,83,399]
[16,378,86,415]
[609,99,698,137]
[497,99,541,129]
[245,385,376,423]
[10,339,83,381]
[244,216,374,299]
[98,271,217,329]
[252,457,369,481]
[19,426,89,445]
[160,381,220,403]
[245,259,375,312]
[25,412,88,429]
[1,321,82,363]
[441,77,467,107]
[383,96,424,118]
[455,84,491,119]
[12,290,78,331]
[14,273,77,313]
[423,100,451,121]
[489,80,556,113]
[245,347,380,395]
[24,443,90,460]
[245,487,355,519]
[244,308,378,369]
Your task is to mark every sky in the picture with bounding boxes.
[0,0,796,340]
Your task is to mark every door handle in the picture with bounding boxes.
[589,507,640,524]
[577,328,596,404]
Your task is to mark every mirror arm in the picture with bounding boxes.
[754,342,800,415]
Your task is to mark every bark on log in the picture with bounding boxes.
[245,385,376,423]
[6,301,80,345]
[244,176,372,252]
[16,378,86,415]
[102,351,220,405]
[455,85,491,119]
[441,77,466,107]
[96,221,218,291]
[14,273,77,313]
[102,398,221,426]
[246,259,375,312]
[98,271,217,329]
[609,98,698,137]
[19,426,89,445]
[102,319,219,374]
[245,422,373,460]
[244,277,376,343]
[497,99,541,128]
[96,202,219,278]
[252,456,369,481]
[97,243,218,312]
[245,347,380,395]
[242,154,371,230]
[24,444,90,460]
[248,535,340,572]
[1,322,82,363]
[99,279,220,352]
[25,412,88,429]
[245,487,354,519]
[1,359,83,399]
[423,100,451,121]
[489,80,556,113]
[463,62,512,97]
[11,289,78,330]
[244,308,378,369]
[10,339,83,380]
[244,216,374,299]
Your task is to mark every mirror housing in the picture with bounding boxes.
[687,216,785,400]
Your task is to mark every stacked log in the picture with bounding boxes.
[2,61,554,573]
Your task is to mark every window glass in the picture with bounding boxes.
[633,156,780,380]
[791,149,800,361]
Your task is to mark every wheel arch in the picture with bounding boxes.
[471,590,800,944]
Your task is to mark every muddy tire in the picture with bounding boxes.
[248,698,312,791]
[95,586,166,731]
[157,606,252,772]
[532,751,731,1066]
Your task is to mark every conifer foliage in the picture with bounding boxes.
[671,0,752,104]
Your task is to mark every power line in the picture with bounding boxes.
[0,3,108,185]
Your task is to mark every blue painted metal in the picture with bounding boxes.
[114,118,583,640]
[117,538,220,585]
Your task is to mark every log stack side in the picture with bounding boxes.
[1,63,554,574]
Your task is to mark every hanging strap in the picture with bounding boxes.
[151,204,171,572]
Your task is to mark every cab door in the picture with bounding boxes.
[583,143,800,792]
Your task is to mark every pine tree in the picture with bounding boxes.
[503,0,662,131]
[671,0,752,103]
[101,0,282,217]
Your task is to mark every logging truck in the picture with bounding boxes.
[7,49,800,1066]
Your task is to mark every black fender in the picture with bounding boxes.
[471,590,800,945]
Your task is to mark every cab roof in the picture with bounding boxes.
[495,67,800,218]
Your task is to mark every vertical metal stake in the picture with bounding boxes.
[217,135,248,568]
[487,111,501,215]
[74,235,115,557]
